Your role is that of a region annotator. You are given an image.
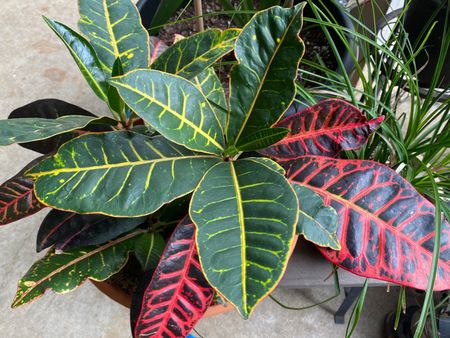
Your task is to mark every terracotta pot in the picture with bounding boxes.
[90,235,299,318]
[90,279,234,318]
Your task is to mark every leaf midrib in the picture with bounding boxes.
[278,121,379,144]
[111,80,224,152]
[230,8,300,144]
[229,161,247,314]
[30,155,214,177]
[103,0,120,58]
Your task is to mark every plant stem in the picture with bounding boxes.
[284,0,294,7]
[194,0,204,31]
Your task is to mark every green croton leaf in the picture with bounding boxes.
[134,232,166,271]
[193,67,228,131]
[190,158,298,318]
[12,230,145,307]
[292,183,340,250]
[28,131,221,217]
[78,0,149,72]
[0,116,113,146]
[107,57,127,120]
[227,4,305,144]
[236,127,289,152]
[151,28,240,79]
[110,70,225,155]
[44,17,109,102]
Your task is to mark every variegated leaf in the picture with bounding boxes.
[132,218,214,337]
[284,156,450,291]
[28,131,221,217]
[110,70,225,155]
[0,157,46,226]
[12,230,145,307]
[193,67,227,131]
[190,158,298,318]
[151,29,240,79]
[262,99,385,159]
[149,36,168,64]
[78,0,150,72]
[227,4,305,144]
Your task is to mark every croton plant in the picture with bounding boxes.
[1,0,449,337]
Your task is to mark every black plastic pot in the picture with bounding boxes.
[301,0,355,74]
[404,0,450,88]
[137,0,355,76]
[136,0,189,31]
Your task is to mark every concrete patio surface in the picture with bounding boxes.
[0,0,400,337]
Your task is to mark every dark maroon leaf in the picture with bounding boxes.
[37,210,147,252]
[283,156,450,291]
[0,176,43,226]
[132,217,214,338]
[0,157,46,226]
[9,99,112,154]
[261,99,384,159]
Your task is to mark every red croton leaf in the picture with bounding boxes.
[132,217,214,338]
[261,99,384,159]
[150,37,168,64]
[282,156,450,290]
[0,158,45,226]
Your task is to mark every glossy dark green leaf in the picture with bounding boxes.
[151,29,240,79]
[193,67,228,131]
[78,0,150,72]
[110,70,225,155]
[107,57,126,120]
[190,157,298,318]
[236,127,289,152]
[28,131,221,217]
[134,232,165,270]
[291,183,340,250]
[36,210,147,252]
[8,99,112,154]
[227,4,305,144]
[44,17,109,102]
[147,0,185,34]
[0,115,113,146]
[12,230,145,307]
